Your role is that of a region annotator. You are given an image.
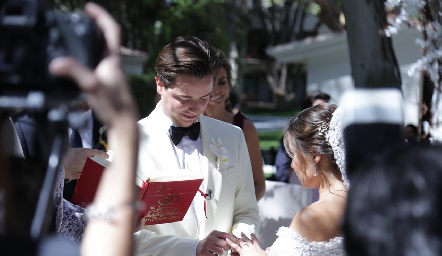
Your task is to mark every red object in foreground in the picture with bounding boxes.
[72,156,204,225]
[138,178,203,225]
[71,157,106,208]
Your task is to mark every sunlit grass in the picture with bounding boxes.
[244,108,298,151]
[258,130,284,150]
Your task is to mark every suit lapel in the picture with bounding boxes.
[151,126,179,171]
[199,117,222,225]
[137,110,180,181]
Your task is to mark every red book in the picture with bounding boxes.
[72,155,204,225]
[71,155,109,208]
[137,170,203,226]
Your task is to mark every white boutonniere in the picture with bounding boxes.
[209,137,230,171]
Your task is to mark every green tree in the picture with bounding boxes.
[250,0,344,103]
[145,0,232,69]
[53,0,234,70]
[53,0,236,118]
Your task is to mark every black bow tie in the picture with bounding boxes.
[169,122,201,146]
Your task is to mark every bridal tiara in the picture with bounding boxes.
[325,107,350,189]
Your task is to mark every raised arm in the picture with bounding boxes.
[49,3,139,256]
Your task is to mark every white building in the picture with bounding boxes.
[120,46,149,75]
[266,28,423,126]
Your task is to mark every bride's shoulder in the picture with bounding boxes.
[290,202,343,242]
[290,204,322,238]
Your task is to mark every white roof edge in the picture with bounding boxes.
[120,46,149,58]
[266,32,348,63]
[266,28,421,63]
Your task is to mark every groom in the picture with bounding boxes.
[135,36,260,256]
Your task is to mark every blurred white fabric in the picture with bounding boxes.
[263,164,276,174]
[257,180,312,249]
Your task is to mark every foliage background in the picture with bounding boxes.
[128,75,157,119]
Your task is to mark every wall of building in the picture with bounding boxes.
[121,55,148,76]
[304,28,422,125]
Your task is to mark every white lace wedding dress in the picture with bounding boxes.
[266,227,346,256]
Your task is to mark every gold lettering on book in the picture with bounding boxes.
[158,194,180,205]
[155,185,173,194]
[144,205,183,218]
[152,186,181,205]
[144,214,181,223]
[141,182,201,224]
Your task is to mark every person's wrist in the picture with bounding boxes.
[84,201,143,222]
[107,118,138,146]
[106,109,137,129]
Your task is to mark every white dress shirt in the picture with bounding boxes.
[175,133,206,233]
[68,109,93,149]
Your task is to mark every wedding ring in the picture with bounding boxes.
[240,242,248,247]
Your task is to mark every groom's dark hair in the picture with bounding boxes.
[155,36,221,88]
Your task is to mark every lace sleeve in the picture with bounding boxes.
[54,166,87,243]
[58,200,87,243]
[267,227,346,256]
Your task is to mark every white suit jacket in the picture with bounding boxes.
[134,105,260,256]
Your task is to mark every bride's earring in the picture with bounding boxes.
[314,164,317,177]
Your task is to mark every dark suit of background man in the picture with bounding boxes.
[12,105,108,202]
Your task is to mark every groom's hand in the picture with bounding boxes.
[197,230,237,256]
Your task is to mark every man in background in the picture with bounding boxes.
[273,91,330,202]
[12,102,108,202]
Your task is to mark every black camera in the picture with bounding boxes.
[0,0,104,105]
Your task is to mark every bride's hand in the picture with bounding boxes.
[226,233,267,256]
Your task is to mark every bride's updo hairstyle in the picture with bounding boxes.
[283,103,342,187]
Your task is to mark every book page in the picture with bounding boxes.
[90,153,112,168]
[136,169,202,187]
[148,169,202,182]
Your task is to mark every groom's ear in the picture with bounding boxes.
[155,76,164,95]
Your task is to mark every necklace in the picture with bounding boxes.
[319,189,347,201]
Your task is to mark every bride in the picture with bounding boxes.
[227,103,348,255]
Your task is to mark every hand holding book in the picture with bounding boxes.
[72,156,204,225]
[137,170,203,225]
